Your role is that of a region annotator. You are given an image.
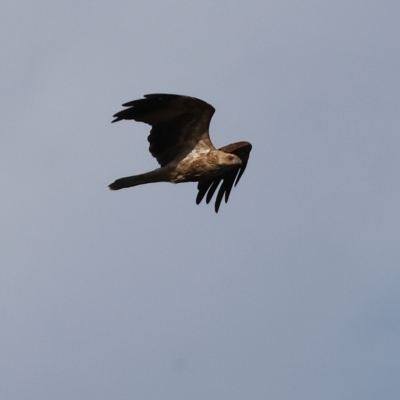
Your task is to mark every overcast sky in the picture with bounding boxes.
[2,1,400,399]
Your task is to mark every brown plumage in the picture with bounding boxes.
[109,94,252,212]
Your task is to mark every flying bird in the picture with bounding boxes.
[109,94,252,212]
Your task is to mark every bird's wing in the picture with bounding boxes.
[112,94,216,166]
[196,141,252,212]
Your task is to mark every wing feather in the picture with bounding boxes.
[112,94,216,166]
[196,141,252,212]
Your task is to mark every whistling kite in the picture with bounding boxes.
[109,94,252,212]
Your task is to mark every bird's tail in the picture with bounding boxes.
[108,168,170,190]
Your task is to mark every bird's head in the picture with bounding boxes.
[219,152,242,169]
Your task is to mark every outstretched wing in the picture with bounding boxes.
[112,94,216,167]
[196,141,252,212]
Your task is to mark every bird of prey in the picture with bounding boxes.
[109,94,252,212]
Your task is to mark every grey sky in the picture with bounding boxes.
[2,1,400,399]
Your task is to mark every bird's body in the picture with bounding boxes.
[109,94,252,212]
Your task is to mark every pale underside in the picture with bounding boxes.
[169,138,241,183]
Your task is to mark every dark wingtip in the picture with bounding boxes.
[111,111,123,123]
[196,191,205,205]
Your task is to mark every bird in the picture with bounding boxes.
[109,94,252,212]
